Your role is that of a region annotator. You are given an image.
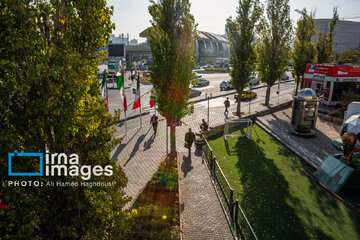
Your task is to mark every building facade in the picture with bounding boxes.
[303,64,360,105]
[313,19,360,53]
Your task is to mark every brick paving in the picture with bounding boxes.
[178,152,233,240]
[257,107,342,168]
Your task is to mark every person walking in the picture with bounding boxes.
[184,128,195,155]
[224,97,230,117]
[150,114,158,134]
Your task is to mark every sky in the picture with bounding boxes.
[107,0,360,43]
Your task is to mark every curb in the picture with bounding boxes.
[119,111,150,123]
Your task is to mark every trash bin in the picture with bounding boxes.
[195,137,203,151]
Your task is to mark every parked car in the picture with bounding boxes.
[234,90,257,101]
[281,75,289,81]
[214,59,230,69]
[189,88,202,98]
[195,72,202,78]
[194,78,210,87]
[220,81,233,91]
[249,76,259,86]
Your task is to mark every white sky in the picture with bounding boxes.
[107,0,360,42]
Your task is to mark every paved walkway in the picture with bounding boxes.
[109,79,295,237]
[178,152,234,240]
[257,107,342,168]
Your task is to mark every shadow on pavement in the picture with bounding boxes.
[181,154,193,177]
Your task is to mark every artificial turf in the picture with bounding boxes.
[208,124,360,240]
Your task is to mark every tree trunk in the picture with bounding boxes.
[265,84,271,106]
[295,74,300,96]
[236,87,243,117]
[170,125,176,160]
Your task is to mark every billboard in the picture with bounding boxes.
[108,43,125,57]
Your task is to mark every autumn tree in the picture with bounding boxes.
[148,0,196,159]
[292,8,317,95]
[226,0,262,116]
[316,7,339,63]
[0,1,129,239]
[256,0,292,106]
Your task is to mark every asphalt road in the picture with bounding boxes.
[110,76,296,138]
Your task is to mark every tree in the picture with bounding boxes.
[292,9,317,95]
[148,0,196,159]
[226,0,262,116]
[316,7,339,64]
[338,49,360,64]
[256,0,292,106]
[0,1,129,239]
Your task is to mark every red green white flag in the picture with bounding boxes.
[133,75,140,109]
[101,72,108,110]
[117,74,127,112]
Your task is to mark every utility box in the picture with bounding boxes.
[291,88,321,129]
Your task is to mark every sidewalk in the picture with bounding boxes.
[257,107,342,168]
[178,152,233,240]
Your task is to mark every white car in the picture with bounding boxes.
[281,75,289,81]
[249,76,259,86]
[220,81,233,91]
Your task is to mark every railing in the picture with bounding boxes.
[202,134,258,240]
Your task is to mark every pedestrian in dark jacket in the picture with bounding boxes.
[185,128,196,155]
[224,97,230,116]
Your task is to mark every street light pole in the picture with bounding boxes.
[278,79,280,105]
[207,93,212,125]
[249,85,252,114]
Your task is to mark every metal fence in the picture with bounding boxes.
[202,134,258,240]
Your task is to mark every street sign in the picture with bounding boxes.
[108,61,116,75]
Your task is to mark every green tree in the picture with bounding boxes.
[226,0,262,116]
[316,7,339,63]
[338,49,360,64]
[292,8,317,95]
[148,0,196,159]
[0,1,129,239]
[256,0,292,106]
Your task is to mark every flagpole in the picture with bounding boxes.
[124,110,128,136]
[139,72,142,128]
[124,70,128,136]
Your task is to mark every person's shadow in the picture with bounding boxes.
[143,133,155,151]
[181,154,193,177]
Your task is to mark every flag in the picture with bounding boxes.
[117,74,127,112]
[133,74,141,109]
[149,91,155,108]
[101,72,108,110]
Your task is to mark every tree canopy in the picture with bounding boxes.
[226,0,262,116]
[256,0,292,106]
[148,0,196,158]
[0,1,129,238]
[292,8,317,94]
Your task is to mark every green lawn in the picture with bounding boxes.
[208,125,360,240]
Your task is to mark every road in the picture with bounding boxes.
[110,74,296,138]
